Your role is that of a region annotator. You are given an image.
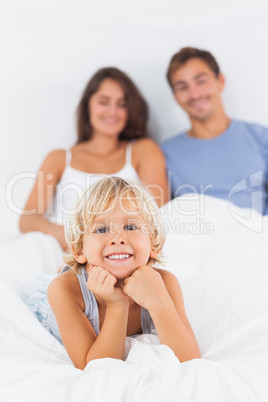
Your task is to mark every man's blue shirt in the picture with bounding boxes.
[161,120,268,214]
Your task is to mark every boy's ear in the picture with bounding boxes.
[71,245,87,264]
[149,248,159,259]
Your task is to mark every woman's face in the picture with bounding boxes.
[88,79,128,138]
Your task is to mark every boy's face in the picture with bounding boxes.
[171,58,225,122]
[74,202,158,280]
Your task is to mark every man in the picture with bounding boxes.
[161,47,268,214]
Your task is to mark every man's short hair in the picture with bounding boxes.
[167,47,221,87]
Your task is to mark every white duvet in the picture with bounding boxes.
[0,195,268,402]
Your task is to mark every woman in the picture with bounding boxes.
[19,67,168,250]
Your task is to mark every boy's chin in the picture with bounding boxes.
[114,272,132,281]
[113,268,138,281]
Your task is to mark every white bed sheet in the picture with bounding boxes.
[0,195,267,402]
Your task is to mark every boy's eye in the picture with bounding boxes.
[95,227,109,234]
[124,224,137,231]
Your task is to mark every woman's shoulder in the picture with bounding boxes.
[132,137,160,150]
[40,149,67,179]
[132,138,165,160]
[44,149,67,161]
[41,149,66,168]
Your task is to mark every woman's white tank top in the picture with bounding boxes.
[45,141,140,226]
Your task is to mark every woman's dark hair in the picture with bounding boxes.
[76,67,148,143]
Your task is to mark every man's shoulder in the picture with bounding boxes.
[234,119,268,135]
[161,131,187,150]
[232,119,268,150]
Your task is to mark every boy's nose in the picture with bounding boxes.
[110,231,126,245]
[111,239,125,245]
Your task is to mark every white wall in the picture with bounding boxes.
[1,0,268,235]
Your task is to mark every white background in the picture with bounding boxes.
[1,0,268,235]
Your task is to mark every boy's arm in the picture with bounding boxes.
[149,269,201,362]
[123,267,201,362]
[47,273,129,370]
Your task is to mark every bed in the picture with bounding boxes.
[0,194,268,401]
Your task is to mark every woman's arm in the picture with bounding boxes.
[47,267,129,370]
[19,150,68,250]
[123,267,201,362]
[132,138,169,206]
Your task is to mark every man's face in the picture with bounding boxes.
[171,58,225,122]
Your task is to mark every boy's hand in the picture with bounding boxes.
[87,265,128,307]
[123,265,168,310]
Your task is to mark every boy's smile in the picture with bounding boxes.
[106,253,132,261]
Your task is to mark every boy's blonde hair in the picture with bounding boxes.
[64,177,166,274]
